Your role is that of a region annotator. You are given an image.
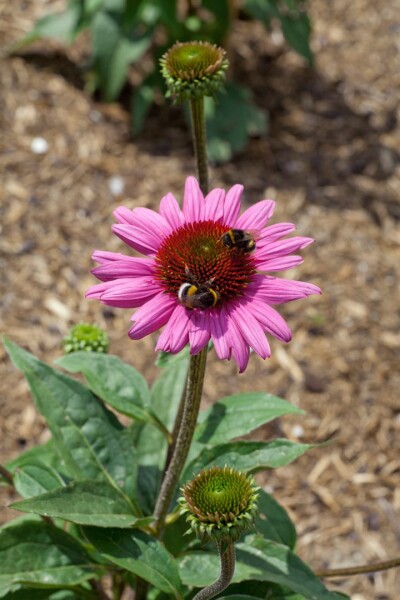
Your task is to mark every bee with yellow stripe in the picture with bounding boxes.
[221,229,258,253]
[178,268,219,310]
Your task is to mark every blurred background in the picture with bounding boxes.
[1,2,399,598]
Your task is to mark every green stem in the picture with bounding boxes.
[0,464,13,485]
[316,555,400,578]
[193,541,236,600]
[189,97,209,194]
[153,347,208,537]
[163,372,188,473]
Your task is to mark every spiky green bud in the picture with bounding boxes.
[62,323,109,354]
[160,41,229,103]
[180,466,259,543]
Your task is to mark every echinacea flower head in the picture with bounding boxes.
[86,177,320,372]
[179,466,259,543]
[160,41,228,102]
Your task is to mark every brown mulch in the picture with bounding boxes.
[1,2,400,599]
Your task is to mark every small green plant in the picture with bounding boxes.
[14,0,312,162]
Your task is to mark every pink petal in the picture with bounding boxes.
[255,237,314,262]
[248,300,292,343]
[91,257,155,281]
[129,293,176,339]
[258,223,296,242]
[86,277,159,308]
[209,307,231,360]
[188,311,211,355]
[203,188,225,222]
[235,199,275,230]
[155,305,190,353]
[183,176,204,222]
[225,314,250,373]
[159,192,185,230]
[92,250,133,265]
[248,276,321,304]
[223,184,243,226]
[229,302,271,359]
[115,206,171,237]
[112,224,160,256]
[114,206,136,225]
[256,256,304,271]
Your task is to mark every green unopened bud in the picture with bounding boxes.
[62,323,109,354]
[180,466,259,543]
[160,41,228,103]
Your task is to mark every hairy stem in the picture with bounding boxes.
[153,347,207,537]
[163,374,188,473]
[316,556,400,578]
[193,542,236,600]
[190,97,209,194]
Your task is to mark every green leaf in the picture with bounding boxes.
[5,339,138,503]
[206,83,267,163]
[252,489,296,549]
[179,536,339,599]
[6,440,61,474]
[280,12,313,64]
[131,81,155,135]
[11,481,151,528]
[195,393,304,445]
[83,527,182,596]
[183,439,314,480]
[20,4,82,48]
[13,463,66,499]
[135,356,189,513]
[55,352,153,423]
[106,33,152,100]
[155,346,189,369]
[242,0,280,23]
[0,520,96,595]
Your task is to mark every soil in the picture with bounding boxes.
[1,2,399,599]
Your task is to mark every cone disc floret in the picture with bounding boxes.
[160,41,228,102]
[155,220,256,304]
[62,323,109,354]
[180,466,259,543]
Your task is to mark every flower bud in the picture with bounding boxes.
[160,41,229,103]
[62,323,109,354]
[180,466,259,543]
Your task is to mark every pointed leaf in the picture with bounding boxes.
[0,520,96,595]
[83,527,182,596]
[6,440,61,473]
[55,352,153,422]
[5,339,138,502]
[13,463,66,499]
[11,481,150,528]
[252,489,296,549]
[195,393,304,445]
[183,440,314,481]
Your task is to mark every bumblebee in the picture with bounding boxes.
[221,229,257,253]
[178,282,219,310]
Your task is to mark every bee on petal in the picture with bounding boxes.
[220,229,259,253]
[178,282,219,309]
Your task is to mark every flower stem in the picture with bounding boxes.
[193,541,236,600]
[189,97,209,194]
[153,347,208,537]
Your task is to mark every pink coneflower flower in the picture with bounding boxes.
[86,177,320,372]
